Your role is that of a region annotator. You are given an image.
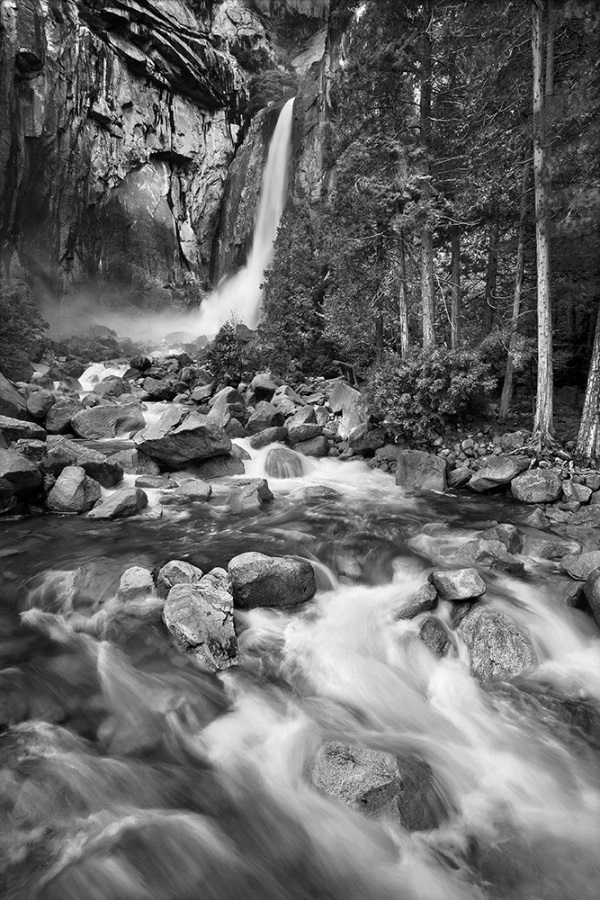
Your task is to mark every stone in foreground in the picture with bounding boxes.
[395,450,447,493]
[457,605,538,682]
[228,551,316,609]
[162,568,237,671]
[47,465,101,513]
[134,406,231,468]
[86,487,148,519]
[430,568,486,601]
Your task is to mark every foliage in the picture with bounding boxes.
[0,282,48,380]
[204,320,268,387]
[366,348,496,441]
[246,69,298,117]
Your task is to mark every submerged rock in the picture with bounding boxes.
[46,465,101,513]
[457,605,538,682]
[456,539,524,575]
[395,450,447,493]
[265,447,305,478]
[86,488,148,520]
[228,552,316,609]
[162,568,237,671]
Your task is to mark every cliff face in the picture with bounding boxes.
[0,0,327,304]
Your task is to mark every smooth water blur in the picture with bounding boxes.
[1,442,599,899]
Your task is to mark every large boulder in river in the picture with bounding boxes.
[71,405,145,440]
[228,552,316,609]
[162,568,237,671]
[455,539,524,575]
[311,742,401,821]
[286,406,321,444]
[430,568,486,601]
[207,387,248,428]
[228,478,273,514]
[0,371,27,419]
[156,560,204,600]
[86,487,148,519]
[468,456,529,492]
[457,605,538,682]
[134,407,231,469]
[46,466,101,513]
[266,447,305,479]
[0,449,42,495]
[194,454,246,478]
[510,469,562,503]
[560,551,600,581]
[249,426,288,449]
[26,389,55,419]
[395,450,447,493]
[245,401,284,434]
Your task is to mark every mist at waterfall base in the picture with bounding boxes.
[1,427,600,897]
[42,98,295,345]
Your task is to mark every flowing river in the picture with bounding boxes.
[1,402,599,899]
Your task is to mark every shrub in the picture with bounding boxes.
[366,348,496,442]
[0,282,48,380]
[204,320,268,387]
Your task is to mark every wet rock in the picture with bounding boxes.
[395,584,438,619]
[430,568,486,601]
[0,371,27,419]
[294,434,329,457]
[156,560,204,600]
[457,606,538,682]
[160,478,212,504]
[510,469,562,504]
[106,448,160,476]
[249,426,288,449]
[419,617,450,657]
[229,478,274,514]
[456,539,524,575]
[468,456,529,492]
[93,376,130,399]
[225,417,246,438]
[45,397,84,434]
[480,523,523,554]
[0,415,46,443]
[207,387,248,428]
[246,401,284,434]
[582,568,600,627]
[46,466,101,513]
[228,552,316,609]
[447,466,472,488]
[43,436,124,488]
[86,488,148,520]
[0,449,42,496]
[71,405,145,440]
[134,406,231,469]
[311,742,401,821]
[395,450,447,493]
[286,406,322,444]
[568,505,600,527]
[266,447,305,478]
[117,567,154,602]
[26,389,55,419]
[523,535,581,560]
[560,551,600,581]
[194,454,245,478]
[542,575,586,609]
[129,355,152,372]
[162,569,237,671]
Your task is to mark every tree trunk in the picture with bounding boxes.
[499,161,529,422]
[398,229,410,356]
[450,225,461,350]
[576,304,600,458]
[421,232,435,349]
[420,0,435,350]
[482,197,500,336]
[532,0,554,443]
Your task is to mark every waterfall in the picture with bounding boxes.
[194,97,296,333]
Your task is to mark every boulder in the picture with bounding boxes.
[229,478,274,514]
[395,450,447,493]
[117,566,155,602]
[0,449,42,495]
[162,568,237,671]
[228,552,316,609]
[499,430,530,451]
[0,371,27,419]
[293,435,329,457]
[43,436,124,488]
[286,406,322,444]
[207,387,248,428]
[135,475,174,489]
[156,560,204,600]
[86,488,148,520]
[245,401,284,434]
[419,618,450,658]
[249,426,288,449]
[568,505,600,527]
[562,480,592,504]
[45,398,84,434]
[46,466,101,513]
[265,447,305,479]
[249,373,278,402]
[0,415,46,443]
[395,584,438,619]
[583,568,600,627]
[190,383,214,404]
[225,418,245,438]
[430,568,486,601]
[13,438,45,466]
[142,376,176,401]
[456,539,524,575]
[311,742,401,821]
[457,606,538,682]
[129,355,152,372]
[560,551,600,581]
[447,466,473,488]
[133,407,231,469]
[328,380,369,440]
[93,376,131,399]
[71,405,145,440]
[523,535,581,561]
[26,389,55,419]
[160,479,212,504]
[510,469,562,504]
[194,454,245,478]
[480,523,523,554]
[468,455,529,492]
[106,448,160,476]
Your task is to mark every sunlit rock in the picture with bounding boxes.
[430,568,486,601]
[510,469,562,504]
[457,605,538,682]
[455,539,524,575]
[395,583,438,619]
[46,466,101,514]
[560,551,600,581]
[311,742,401,821]
[228,551,315,608]
[117,567,155,602]
[71,405,145,440]
[156,560,205,600]
[134,407,231,469]
[480,523,523,554]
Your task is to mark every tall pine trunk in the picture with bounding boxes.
[532,0,554,443]
[398,229,410,355]
[420,0,435,349]
[499,161,529,422]
[576,304,600,458]
[450,225,461,349]
[482,197,500,336]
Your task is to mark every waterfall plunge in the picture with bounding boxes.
[193,97,296,334]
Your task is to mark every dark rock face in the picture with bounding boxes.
[0,448,42,495]
[0,372,28,419]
